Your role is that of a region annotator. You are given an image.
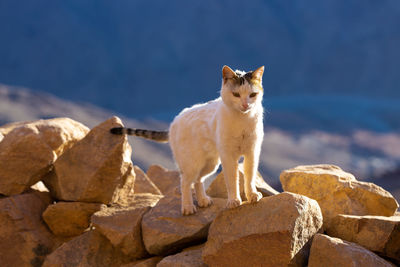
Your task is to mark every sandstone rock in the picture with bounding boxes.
[91,193,163,260]
[280,164,399,229]
[0,120,33,135]
[157,244,206,267]
[43,230,125,267]
[308,234,395,267]
[202,192,323,267]
[327,214,400,264]
[43,116,135,204]
[142,195,225,255]
[121,257,163,267]
[0,191,60,267]
[134,166,162,195]
[207,163,279,200]
[0,132,3,142]
[43,201,104,237]
[146,165,180,195]
[0,118,89,195]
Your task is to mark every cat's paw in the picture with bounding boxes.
[247,191,262,203]
[198,196,213,208]
[226,198,242,209]
[182,204,197,215]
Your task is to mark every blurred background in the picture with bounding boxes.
[0,0,399,198]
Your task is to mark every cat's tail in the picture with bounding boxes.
[110,127,169,143]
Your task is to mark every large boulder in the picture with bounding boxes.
[207,163,279,200]
[157,244,206,267]
[0,118,89,195]
[202,192,323,267]
[142,195,225,256]
[43,202,104,237]
[308,234,395,267]
[43,117,135,204]
[134,166,162,195]
[146,165,180,195]
[280,164,399,229]
[326,214,400,264]
[0,190,60,267]
[91,193,163,260]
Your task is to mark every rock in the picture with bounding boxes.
[280,164,399,229]
[326,214,400,264]
[146,165,180,195]
[31,181,49,192]
[142,195,226,255]
[308,234,395,267]
[91,193,163,260]
[134,166,162,195]
[43,202,104,237]
[157,244,206,267]
[0,118,89,195]
[43,116,135,204]
[0,132,3,142]
[43,230,126,267]
[121,257,163,267]
[202,192,323,267]
[0,120,34,135]
[0,190,60,267]
[207,163,279,200]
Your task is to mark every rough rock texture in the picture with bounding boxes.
[134,166,162,195]
[157,244,206,267]
[327,214,400,264]
[0,118,89,195]
[91,193,163,260]
[121,257,163,267]
[308,234,395,267]
[280,164,399,229]
[43,116,135,204]
[146,165,180,195]
[142,195,226,256]
[0,191,60,267]
[43,230,125,267]
[202,192,323,267]
[43,201,104,237]
[207,164,279,200]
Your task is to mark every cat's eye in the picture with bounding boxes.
[232,92,240,97]
[249,92,258,98]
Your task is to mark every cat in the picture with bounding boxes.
[111,65,265,215]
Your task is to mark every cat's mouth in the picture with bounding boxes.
[239,106,251,113]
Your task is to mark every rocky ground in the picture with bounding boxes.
[0,117,399,267]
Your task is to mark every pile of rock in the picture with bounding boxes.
[0,117,399,267]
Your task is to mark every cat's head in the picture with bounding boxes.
[220,65,264,114]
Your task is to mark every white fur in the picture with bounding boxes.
[169,66,264,215]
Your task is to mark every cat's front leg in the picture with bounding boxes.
[220,154,242,209]
[181,178,197,215]
[243,153,262,203]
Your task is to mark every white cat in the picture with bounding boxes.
[111,65,265,215]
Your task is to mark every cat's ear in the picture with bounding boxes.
[222,65,237,80]
[252,66,265,82]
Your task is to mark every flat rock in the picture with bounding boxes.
[327,214,400,264]
[207,163,279,200]
[142,195,225,255]
[146,165,180,195]
[91,193,163,260]
[280,164,399,229]
[157,244,206,267]
[0,118,89,195]
[43,201,104,237]
[134,166,162,195]
[308,234,395,267]
[43,116,135,204]
[202,192,323,267]
[121,257,163,267]
[43,230,126,267]
[0,190,60,267]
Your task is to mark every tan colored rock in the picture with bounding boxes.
[207,163,279,200]
[121,257,163,267]
[43,230,125,267]
[146,165,180,195]
[202,192,323,267]
[0,191,60,267]
[327,214,400,264]
[91,193,163,260]
[43,116,135,204]
[0,120,33,135]
[0,118,89,195]
[31,181,49,192]
[43,201,104,237]
[142,195,225,255]
[0,132,3,142]
[157,244,206,267]
[280,164,399,229]
[308,234,395,267]
[134,166,162,195]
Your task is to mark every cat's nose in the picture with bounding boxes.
[242,103,249,109]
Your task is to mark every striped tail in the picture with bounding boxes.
[110,127,169,143]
